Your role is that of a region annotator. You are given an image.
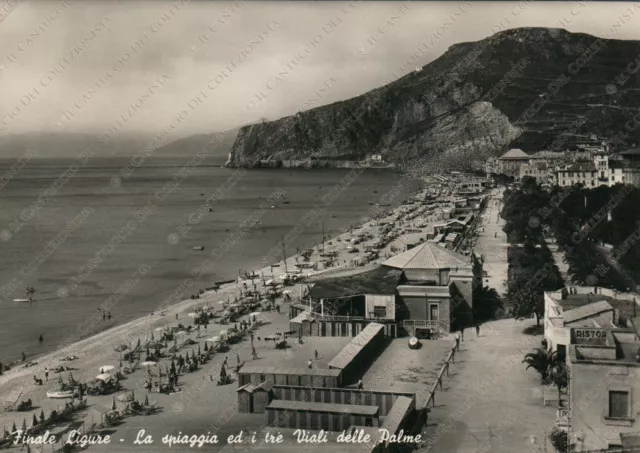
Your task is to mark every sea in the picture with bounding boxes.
[0,155,419,363]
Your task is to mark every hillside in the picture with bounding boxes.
[150,127,240,163]
[0,132,153,159]
[227,27,640,169]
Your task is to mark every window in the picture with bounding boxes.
[373,307,387,318]
[608,391,630,419]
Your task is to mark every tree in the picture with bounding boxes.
[473,286,503,321]
[522,347,558,383]
[549,426,568,453]
[511,285,544,326]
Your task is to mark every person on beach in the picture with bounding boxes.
[357,379,363,390]
[22,352,26,362]
[307,359,312,369]
[45,368,49,381]
[0,361,3,375]
[476,324,480,337]
[107,312,111,319]
[314,350,318,360]
[460,327,465,341]
[39,334,43,344]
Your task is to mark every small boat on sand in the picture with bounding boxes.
[13,299,30,303]
[193,246,205,251]
[46,391,76,399]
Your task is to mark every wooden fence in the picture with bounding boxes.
[426,338,460,409]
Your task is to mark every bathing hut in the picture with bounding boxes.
[266,400,380,431]
[236,381,274,414]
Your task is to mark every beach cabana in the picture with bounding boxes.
[266,400,380,431]
[236,381,274,414]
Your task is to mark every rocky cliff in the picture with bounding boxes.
[227,27,640,169]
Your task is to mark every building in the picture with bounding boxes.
[544,286,640,359]
[384,242,478,336]
[327,323,386,385]
[555,162,598,187]
[567,326,640,451]
[496,148,530,176]
[618,148,640,186]
[519,161,550,184]
[456,178,487,194]
[297,266,402,338]
[553,147,634,188]
[294,243,480,339]
[266,400,381,430]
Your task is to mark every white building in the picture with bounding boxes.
[544,286,640,359]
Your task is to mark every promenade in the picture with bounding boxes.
[474,187,508,296]
[421,318,556,453]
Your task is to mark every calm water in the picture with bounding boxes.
[0,156,417,362]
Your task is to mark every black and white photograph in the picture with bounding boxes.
[1,1,640,452]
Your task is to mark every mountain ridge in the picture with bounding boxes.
[226,27,640,169]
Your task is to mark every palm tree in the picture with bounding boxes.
[522,347,558,383]
[473,286,503,321]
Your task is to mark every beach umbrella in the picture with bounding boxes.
[151,332,155,340]
[220,365,227,379]
[95,373,111,381]
[141,361,156,367]
[39,410,45,423]
[99,365,115,373]
[21,419,26,432]
[32,414,38,427]
[11,422,16,434]
[111,396,117,410]
[205,336,220,343]
[188,312,197,318]
[144,394,149,406]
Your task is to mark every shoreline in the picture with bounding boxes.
[0,184,422,385]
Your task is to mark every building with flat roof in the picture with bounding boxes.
[544,286,640,359]
[567,326,640,451]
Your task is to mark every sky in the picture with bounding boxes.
[1,1,640,138]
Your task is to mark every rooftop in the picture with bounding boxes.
[560,162,597,172]
[563,300,614,325]
[383,241,470,271]
[499,148,529,160]
[307,265,403,299]
[328,323,384,369]
[266,400,380,416]
[238,365,341,377]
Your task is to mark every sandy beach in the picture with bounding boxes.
[0,176,467,451]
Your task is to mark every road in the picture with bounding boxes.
[474,188,508,296]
